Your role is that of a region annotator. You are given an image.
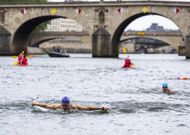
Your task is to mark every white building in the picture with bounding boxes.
[45,18,83,32]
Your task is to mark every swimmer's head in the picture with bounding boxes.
[61,96,70,112]
[162,82,168,88]
[61,96,70,104]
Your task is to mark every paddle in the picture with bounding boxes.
[12,61,19,66]
[12,56,17,58]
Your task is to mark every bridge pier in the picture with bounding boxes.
[185,35,190,59]
[178,46,186,56]
[0,27,12,55]
[12,40,28,55]
[92,27,117,58]
[0,40,12,55]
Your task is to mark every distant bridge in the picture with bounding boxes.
[30,30,182,50]
[120,31,183,50]
[30,31,89,47]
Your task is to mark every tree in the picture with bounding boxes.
[32,21,51,33]
[0,0,48,4]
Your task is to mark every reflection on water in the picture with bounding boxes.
[0,54,190,135]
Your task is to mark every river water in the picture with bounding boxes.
[0,54,190,135]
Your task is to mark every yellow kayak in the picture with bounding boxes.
[12,61,19,66]
[12,62,28,66]
[12,56,17,58]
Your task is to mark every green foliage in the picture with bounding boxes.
[32,21,50,33]
[0,0,48,4]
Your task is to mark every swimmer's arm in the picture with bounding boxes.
[161,89,174,94]
[167,89,174,94]
[161,89,164,92]
[72,105,108,111]
[32,101,61,110]
[164,88,174,94]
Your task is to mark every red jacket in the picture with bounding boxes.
[18,54,23,64]
[22,57,28,65]
[123,58,132,68]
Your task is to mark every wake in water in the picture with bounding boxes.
[0,99,189,116]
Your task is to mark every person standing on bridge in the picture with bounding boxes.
[32,96,110,112]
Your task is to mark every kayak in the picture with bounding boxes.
[12,61,19,66]
[48,51,70,57]
[12,62,28,66]
[130,64,135,68]
[122,64,135,69]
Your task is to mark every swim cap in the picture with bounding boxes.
[162,83,168,88]
[61,96,70,104]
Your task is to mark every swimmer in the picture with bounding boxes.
[32,96,109,112]
[177,77,189,80]
[161,83,174,94]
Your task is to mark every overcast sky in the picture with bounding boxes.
[47,0,189,30]
[126,15,179,30]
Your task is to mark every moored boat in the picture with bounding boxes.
[48,51,70,57]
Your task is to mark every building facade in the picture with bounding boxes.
[45,18,83,32]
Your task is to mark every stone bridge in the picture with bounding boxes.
[1,1,190,58]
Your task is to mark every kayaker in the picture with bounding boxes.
[21,54,28,65]
[32,96,109,112]
[17,51,24,64]
[122,56,133,68]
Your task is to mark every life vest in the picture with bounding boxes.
[22,57,28,65]
[18,54,23,64]
[123,59,132,68]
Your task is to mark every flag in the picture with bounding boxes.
[117,7,123,14]
[173,7,180,14]
[20,8,27,15]
[142,6,148,13]
[50,8,57,15]
[76,8,81,15]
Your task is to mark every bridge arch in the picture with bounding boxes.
[112,12,183,56]
[12,15,64,54]
[31,38,56,47]
[7,6,95,54]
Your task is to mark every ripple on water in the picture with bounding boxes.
[1,54,190,135]
[177,124,186,127]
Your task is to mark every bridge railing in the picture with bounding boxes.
[1,0,190,6]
